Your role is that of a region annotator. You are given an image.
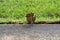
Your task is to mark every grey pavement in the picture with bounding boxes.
[0,24,60,40]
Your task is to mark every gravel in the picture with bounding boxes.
[0,24,60,40]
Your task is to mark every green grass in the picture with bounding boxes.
[0,0,60,23]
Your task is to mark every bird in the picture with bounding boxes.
[26,13,36,24]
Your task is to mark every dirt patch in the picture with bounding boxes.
[35,21,60,24]
[0,21,60,24]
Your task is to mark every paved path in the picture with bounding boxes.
[0,24,60,40]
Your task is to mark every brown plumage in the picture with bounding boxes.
[26,13,36,24]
